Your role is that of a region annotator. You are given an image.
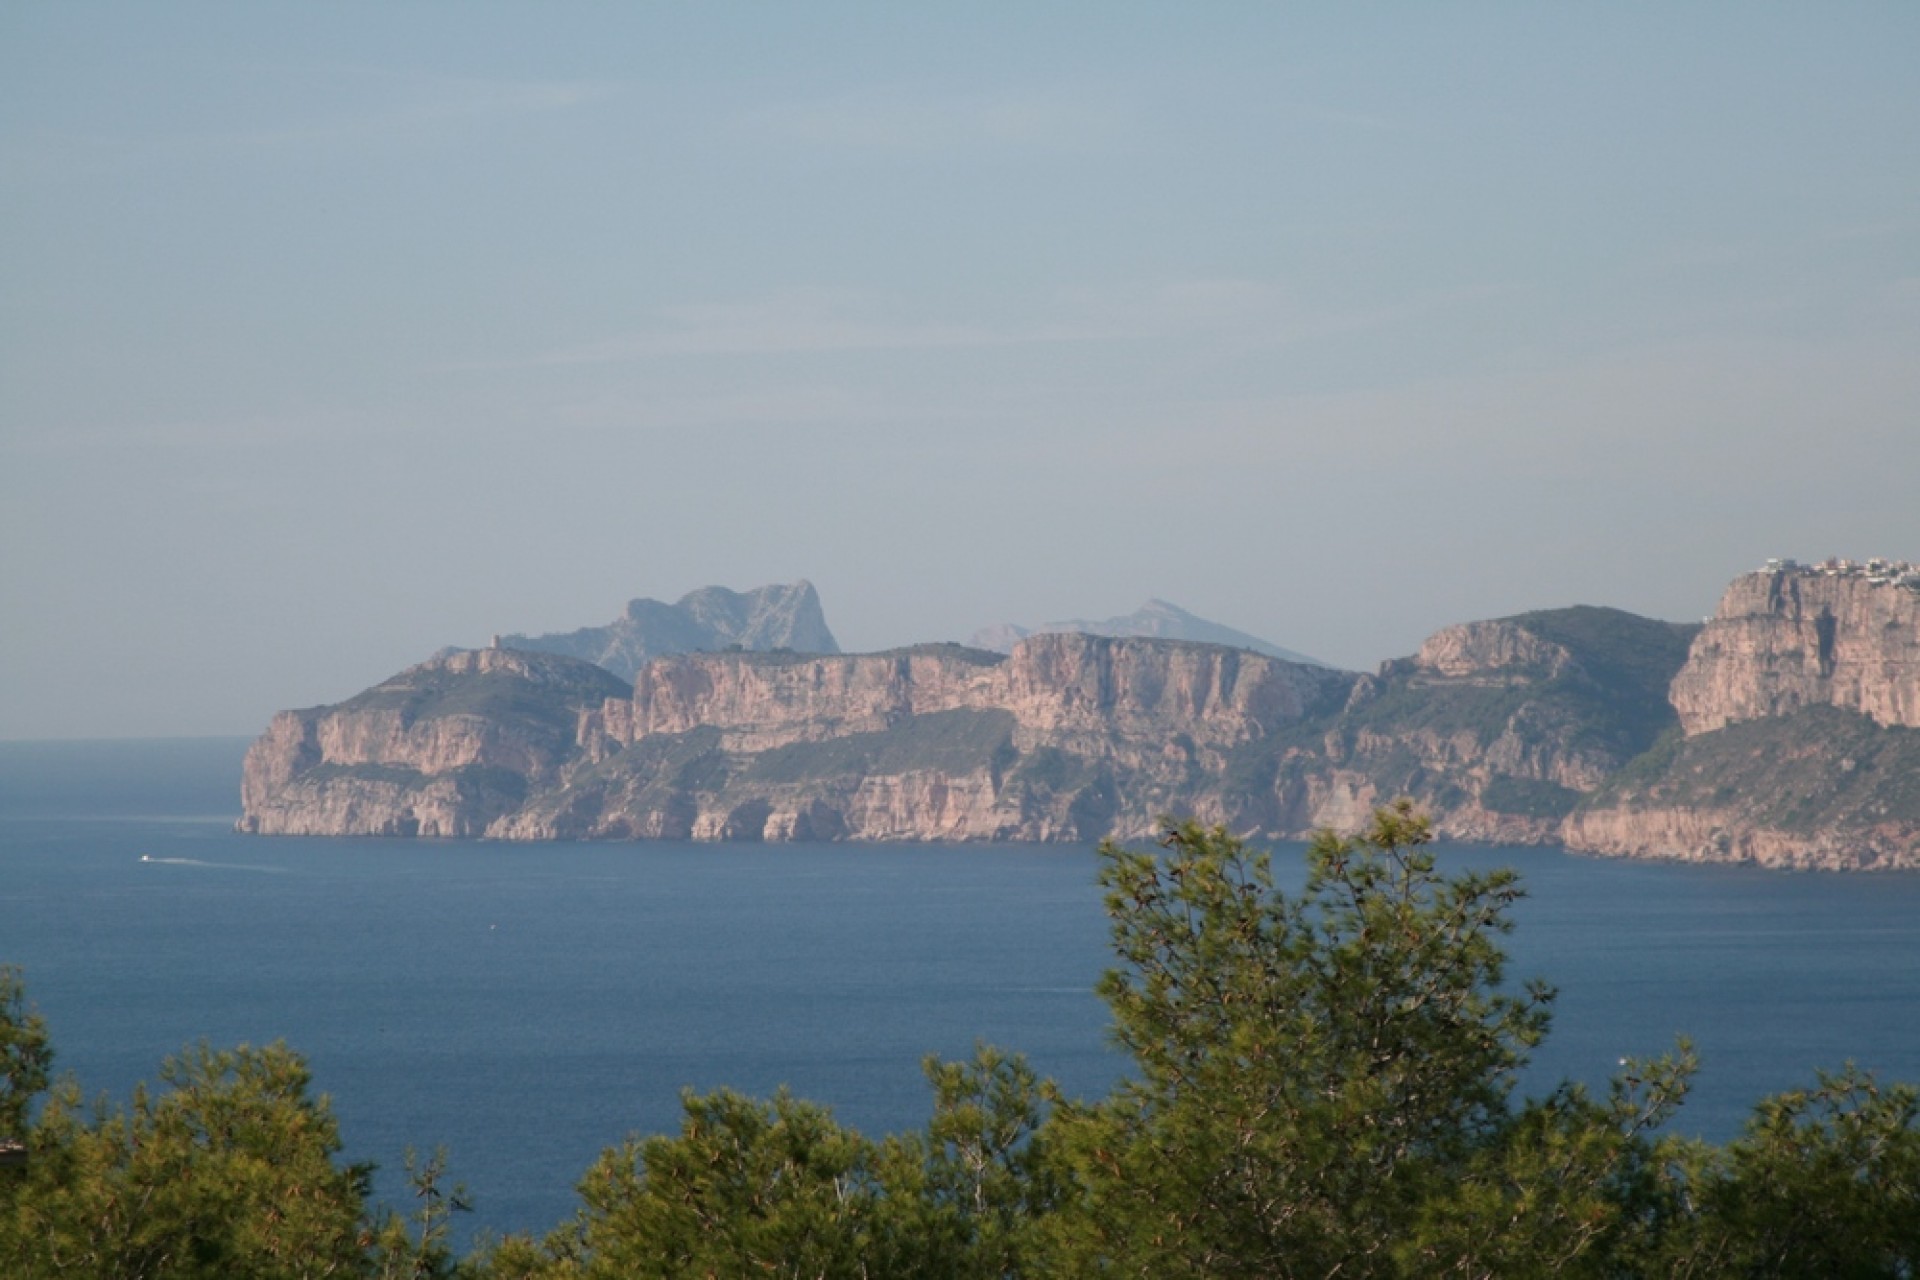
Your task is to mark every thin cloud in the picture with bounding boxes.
[535,297,1011,362]
[2,68,616,180]
[736,85,1126,152]
[1820,216,1914,243]
[202,69,617,152]
[483,279,1517,370]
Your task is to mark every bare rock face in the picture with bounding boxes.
[236,607,1687,848]
[1276,607,1698,845]
[998,633,1343,748]
[240,634,1354,843]
[1412,620,1574,681]
[237,647,628,837]
[1670,568,1920,733]
[1563,563,1920,870]
[598,645,1004,753]
[236,567,1917,867]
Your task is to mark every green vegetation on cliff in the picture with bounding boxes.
[745,709,1017,784]
[1583,705,1920,829]
[328,653,633,776]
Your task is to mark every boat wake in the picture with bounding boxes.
[139,855,286,873]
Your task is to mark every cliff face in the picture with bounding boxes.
[531,634,1353,843]
[1563,706,1920,870]
[241,635,1354,843]
[1565,566,1920,869]
[237,567,1920,868]
[1669,569,1920,733]
[237,647,628,837]
[236,610,1669,848]
[595,646,1005,753]
[1246,608,1697,845]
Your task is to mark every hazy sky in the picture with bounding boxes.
[4,4,1917,739]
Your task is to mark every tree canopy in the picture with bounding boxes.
[4,807,1918,1277]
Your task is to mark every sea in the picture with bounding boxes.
[3,737,1918,1249]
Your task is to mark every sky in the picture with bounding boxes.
[3,4,1917,739]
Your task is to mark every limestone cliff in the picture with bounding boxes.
[237,647,628,837]
[1564,562,1920,869]
[241,634,1354,843]
[1564,707,1920,870]
[236,611,1669,849]
[506,634,1355,843]
[238,565,1919,868]
[1238,607,1698,845]
[1669,566,1920,733]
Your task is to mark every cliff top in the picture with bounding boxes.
[1760,557,1920,589]
[335,647,630,721]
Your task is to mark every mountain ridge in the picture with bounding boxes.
[499,581,838,682]
[238,563,1920,868]
[968,599,1329,668]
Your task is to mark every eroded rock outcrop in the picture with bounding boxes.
[241,634,1354,843]
[237,607,1679,848]
[1669,567,1920,733]
[237,647,629,837]
[1564,563,1920,869]
[238,565,1920,867]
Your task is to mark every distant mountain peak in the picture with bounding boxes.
[968,599,1331,668]
[504,581,839,681]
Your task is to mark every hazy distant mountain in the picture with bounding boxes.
[503,581,839,682]
[969,599,1331,668]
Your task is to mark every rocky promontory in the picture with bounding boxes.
[1669,562,1920,733]
[1564,560,1920,869]
[239,561,1920,868]
[243,634,1355,843]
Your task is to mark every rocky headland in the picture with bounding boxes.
[239,562,1920,868]
[1566,560,1920,869]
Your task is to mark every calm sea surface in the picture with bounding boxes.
[3,738,1918,1245]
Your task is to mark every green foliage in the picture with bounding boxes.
[333,658,629,761]
[1480,774,1581,819]
[1,1040,371,1279]
[1003,745,1087,793]
[1507,605,1699,708]
[1655,1068,1920,1275]
[745,709,1017,785]
[1039,803,1563,1275]
[1588,706,1920,829]
[7,797,1920,1276]
[872,1045,1059,1279]
[521,1045,1055,1280]
[0,967,51,1141]
[369,1146,471,1280]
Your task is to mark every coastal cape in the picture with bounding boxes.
[239,564,1920,869]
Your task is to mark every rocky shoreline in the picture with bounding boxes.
[239,566,1920,869]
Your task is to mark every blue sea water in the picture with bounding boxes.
[3,738,1918,1247]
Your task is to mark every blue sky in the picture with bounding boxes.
[4,4,1917,738]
